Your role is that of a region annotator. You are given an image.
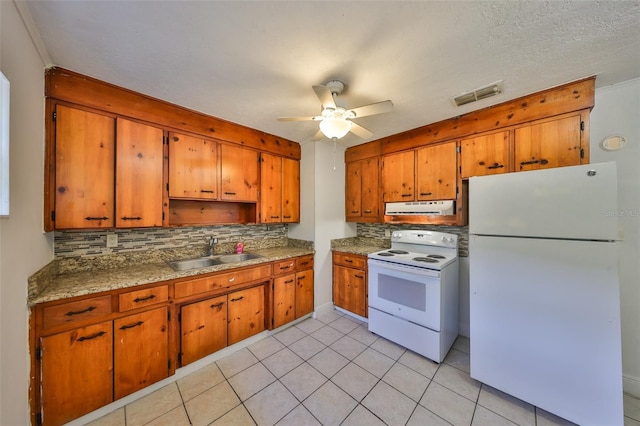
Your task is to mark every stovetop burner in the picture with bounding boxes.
[388,249,409,254]
[427,254,446,259]
[377,252,394,257]
[413,257,439,263]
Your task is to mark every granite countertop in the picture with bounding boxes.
[330,237,390,256]
[29,241,314,306]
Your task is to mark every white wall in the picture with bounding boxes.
[0,2,54,424]
[590,78,640,397]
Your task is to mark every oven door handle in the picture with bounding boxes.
[368,259,441,278]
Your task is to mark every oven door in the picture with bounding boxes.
[368,258,441,330]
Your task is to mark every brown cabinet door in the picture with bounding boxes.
[416,142,457,200]
[41,321,113,426]
[282,157,300,223]
[220,144,259,201]
[228,286,265,344]
[345,160,362,218]
[460,131,510,178]
[180,295,227,366]
[114,307,169,400]
[333,265,366,317]
[515,115,583,172]
[382,151,415,202]
[295,269,314,319]
[54,105,115,229]
[273,274,296,328]
[361,157,380,219]
[115,119,164,227]
[168,132,218,199]
[260,153,282,223]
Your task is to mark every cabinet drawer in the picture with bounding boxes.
[296,255,314,270]
[274,259,297,275]
[333,252,367,269]
[119,285,168,312]
[174,264,272,299]
[42,295,112,329]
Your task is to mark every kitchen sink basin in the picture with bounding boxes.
[167,253,262,271]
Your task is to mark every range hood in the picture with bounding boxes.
[385,201,455,216]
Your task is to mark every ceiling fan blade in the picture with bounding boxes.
[348,100,394,118]
[349,122,373,139]
[277,116,322,122]
[311,129,325,141]
[312,85,337,110]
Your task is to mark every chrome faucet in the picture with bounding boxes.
[208,237,217,256]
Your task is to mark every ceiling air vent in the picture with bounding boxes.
[452,80,503,107]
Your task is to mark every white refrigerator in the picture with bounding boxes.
[469,162,623,425]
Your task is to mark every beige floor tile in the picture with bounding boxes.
[371,337,407,360]
[477,385,535,426]
[348,324,379,346]
[407,404,451,426]
[280,362,327,401]
[444,348,471,373]
[177,361,225,402]
[398,349,439,379]
[453,335,470,354]
[535,407,578,426]
[310,325,344,345]
[328,316,360,334]
[228,362,276,401]
[273,324,307,346]
[125,383,183,426]
[626,394,640,421]
[353,347,395,378]
[295,318,324,335]
[303,381,358,425]
[420,382,476,426]
[362,380,417,425]
[330,335,367,360]
[248,336,285,360]
[307,347,349,378]
[331,362,379,402]
[86,407,125,426]
[276,404,321,426]
[146,405,191,426]
[472,405,517,426]
[184,381,240,426]
[433,363,481,402]
[217,347,258,378]
[382,362,430,401]
[341,404,386,426]
[262,347,304,378]
[211,404,256,426]
[244,381,299,426]
[315,309,344,324]
[288,335,326,360]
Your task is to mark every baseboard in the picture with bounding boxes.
[624,374,640,398]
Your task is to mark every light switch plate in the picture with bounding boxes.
[384,229,391,237]
[106,234,118,248]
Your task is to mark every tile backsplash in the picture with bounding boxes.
[54,224,289,258]
[357,223,469,256]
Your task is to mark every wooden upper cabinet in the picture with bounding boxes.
[345,161,362,217]
[460,131,510,178]
[346,157,379,221]
[382,151,415,202]
[168,132,218,200]
[282,157,300,223]
[115,119,164,227]
[220,144,259,202]
[54,105,115,229]
[515,114,584,172]
[260,153,282,223]
[416,142,457,200]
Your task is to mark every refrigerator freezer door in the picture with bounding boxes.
[469,162,618,241]
[469,235,623,425]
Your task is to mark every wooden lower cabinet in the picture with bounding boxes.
[332,252,368,318]
[40,321,113,426]
[180,295,227,365]
[272,255,315,328]
[228,286,265,345]
[295,269,314,319]
[114,307,169,399]
[273,274,296,328]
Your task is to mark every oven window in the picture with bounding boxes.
[378,273,426,311]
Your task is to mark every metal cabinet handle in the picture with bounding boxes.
[85,216,108,221]
[420,192,432,196]
[78,331,107,342]
[224,192,236,195]
[200,190,215,193]
[520,159,548,169]
[364,210,372,214]
[401,193,412,197]
[228,277,235,282]
[487,163,504,170]
[345,259,353,263]
[297,275,306,280]
[210,302,225,309]
[230,296,244,302]
[284,279,294,284]
[65,306,96,316]
[121,216,142,221]
[133,294,156,303]
[354,274,364,279]
[119,321,144,330]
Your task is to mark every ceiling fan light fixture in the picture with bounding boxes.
[320,117,352,139]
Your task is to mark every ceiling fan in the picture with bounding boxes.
[278,80,393,141]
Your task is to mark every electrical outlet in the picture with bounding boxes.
[384,229,391,237]
[106,234,118,248]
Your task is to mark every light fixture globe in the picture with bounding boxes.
[320,117,352,139]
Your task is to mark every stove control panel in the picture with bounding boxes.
[391,230,458,248]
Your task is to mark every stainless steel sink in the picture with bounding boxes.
[167,253,262,271]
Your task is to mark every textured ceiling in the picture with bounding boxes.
[26,1,640,148]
